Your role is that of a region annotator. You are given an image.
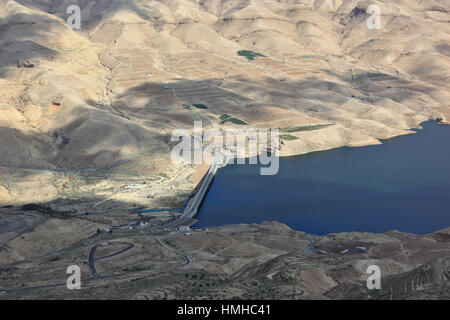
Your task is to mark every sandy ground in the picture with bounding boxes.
[0,215,448,299]
[0,0,448,214]
[0,1,449,299]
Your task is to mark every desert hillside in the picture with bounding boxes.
[1,216,449,299]
[0,0,449,213]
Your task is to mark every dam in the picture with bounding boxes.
[194,121,450,235]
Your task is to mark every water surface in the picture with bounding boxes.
[195,121,450,235]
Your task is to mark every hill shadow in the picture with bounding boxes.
[0,12,59,77]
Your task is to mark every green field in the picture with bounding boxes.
[193,104,208,109]
[280,123,333,133]
[219,113,249,125]
[181,103,209,110]
[237,50,266,61]
[22,203,71,219]
[280,134,299,141]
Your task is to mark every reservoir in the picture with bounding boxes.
[195,121,450,235]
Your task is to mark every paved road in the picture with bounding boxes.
[184,160,219,219]
[0,164,165,179]
[3,152,223,292]
[163,154,223,229]
[155,238,192,269]
[89,242,135,278]
[302,239,316,255]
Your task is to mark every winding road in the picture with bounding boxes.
[3,150,224,293]
[88,242,135,278]
[162,153,223,229]
[155,238,192,269]
[5,232,193,293]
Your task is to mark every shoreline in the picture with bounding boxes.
[188,119,450,235]
[1,120,447,214]
[201,220,450,238]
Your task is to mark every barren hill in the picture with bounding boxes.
[0,0,449,213]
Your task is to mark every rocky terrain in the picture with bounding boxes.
[0,0,449,212]
[0,213,448,299]
[0,0,449,299]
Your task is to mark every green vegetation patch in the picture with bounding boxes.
[219,113,248,125]
[280,123,333,133]
[237,50,266,61]
[21,203,71,219]
[225,118,248,125]
[192,104,208,109]
[300,55,315,59]
[280,134,299,141]
[220,113,232,121]
[182,103,209,110]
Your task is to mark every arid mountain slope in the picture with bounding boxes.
[0,0,449,212]
[1,218,449,299]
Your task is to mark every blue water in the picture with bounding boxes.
[195,121,450,235]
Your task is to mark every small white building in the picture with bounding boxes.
[178,226,190,233]
[125,184,140,189]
